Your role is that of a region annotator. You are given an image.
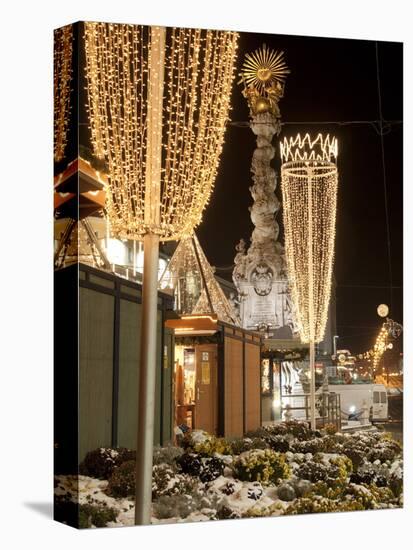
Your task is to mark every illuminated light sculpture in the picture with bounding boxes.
[54,25,73,162]
[280,133,338,429]
[160,233,240,325]
[84,23,238,525]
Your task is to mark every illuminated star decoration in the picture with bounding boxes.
[239,44,290,93]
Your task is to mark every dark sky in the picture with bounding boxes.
[72,24,403,355]
[196,31,403,355]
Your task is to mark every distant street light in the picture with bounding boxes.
[377,303,389,318]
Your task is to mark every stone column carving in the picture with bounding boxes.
[232,45,298,336]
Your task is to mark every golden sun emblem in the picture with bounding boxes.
[239,44,290,94]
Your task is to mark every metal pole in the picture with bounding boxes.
[135,232,160,525]
[309,340,316,430]
[307,167,316,430]
[135,25,165,525]
[333,335,339,356]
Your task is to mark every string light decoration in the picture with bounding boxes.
[54,25,73,162]
[280,133,338,344]
[84,23,238,526]
[372,325,388,371]
[362,318,403,372]
[84,23,238,240]
[159,233,240,325]
[280,133,338,163]
[280,133,338,430]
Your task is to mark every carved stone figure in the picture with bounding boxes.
[232,50,298,335]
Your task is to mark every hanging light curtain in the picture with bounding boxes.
[84,23,238,241]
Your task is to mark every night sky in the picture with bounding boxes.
[196,31,403,355]
[73,24,403,356]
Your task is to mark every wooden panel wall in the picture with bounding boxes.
[244,341,261,432]
[224,337,244,437]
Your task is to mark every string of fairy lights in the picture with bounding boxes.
[159,234,239,325]
[280,133,338,163]
[361,318,403,372]
[54,25,73,162]
[281,134,338,343]
[84,22,238,241]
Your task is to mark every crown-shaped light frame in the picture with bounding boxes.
[280,133,338,163]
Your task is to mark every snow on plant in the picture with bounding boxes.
[232,448,291,485]
[57,422,403,527]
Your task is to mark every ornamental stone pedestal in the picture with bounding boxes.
[233,112,297,335]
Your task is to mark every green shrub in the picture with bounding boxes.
[152,445,183,468]
[194,436,232,456]
[293,478,313,498]
[79,447,135,480]
[367,440,402,463]
[283,421,314,440]
[176,453,202,476]
[267,435,290,453]
[344,483,378,509]
[106,460,136,498]
[199,457,225,482]
[216,504,242,520]
[341,440,369,470]
[290,438,326,454]
[389,474,403,498]
[152,491,220,520]
[152,464,200,499]
[296,455,351,488]
[284,496,364,515]
[323,423,338,435]
[78,502,119,528]
[152,464,178,499]
[232,449,290,485]
[277,482,296,501]
[230,437,269,455]
[311,481,345,500]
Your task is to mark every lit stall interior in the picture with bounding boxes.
[174,346,196,430]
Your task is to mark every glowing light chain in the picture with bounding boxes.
[159,234,239,325]
[281,134,338,344]
[362,318,403,371]
[372,325,388,371]
[54,25,73,162]
[280,133,338,163]
[84,23,238,241]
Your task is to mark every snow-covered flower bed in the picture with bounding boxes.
[54,421,403,527]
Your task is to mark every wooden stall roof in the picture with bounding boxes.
[166,314,262,344]
[165,314,219,336]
